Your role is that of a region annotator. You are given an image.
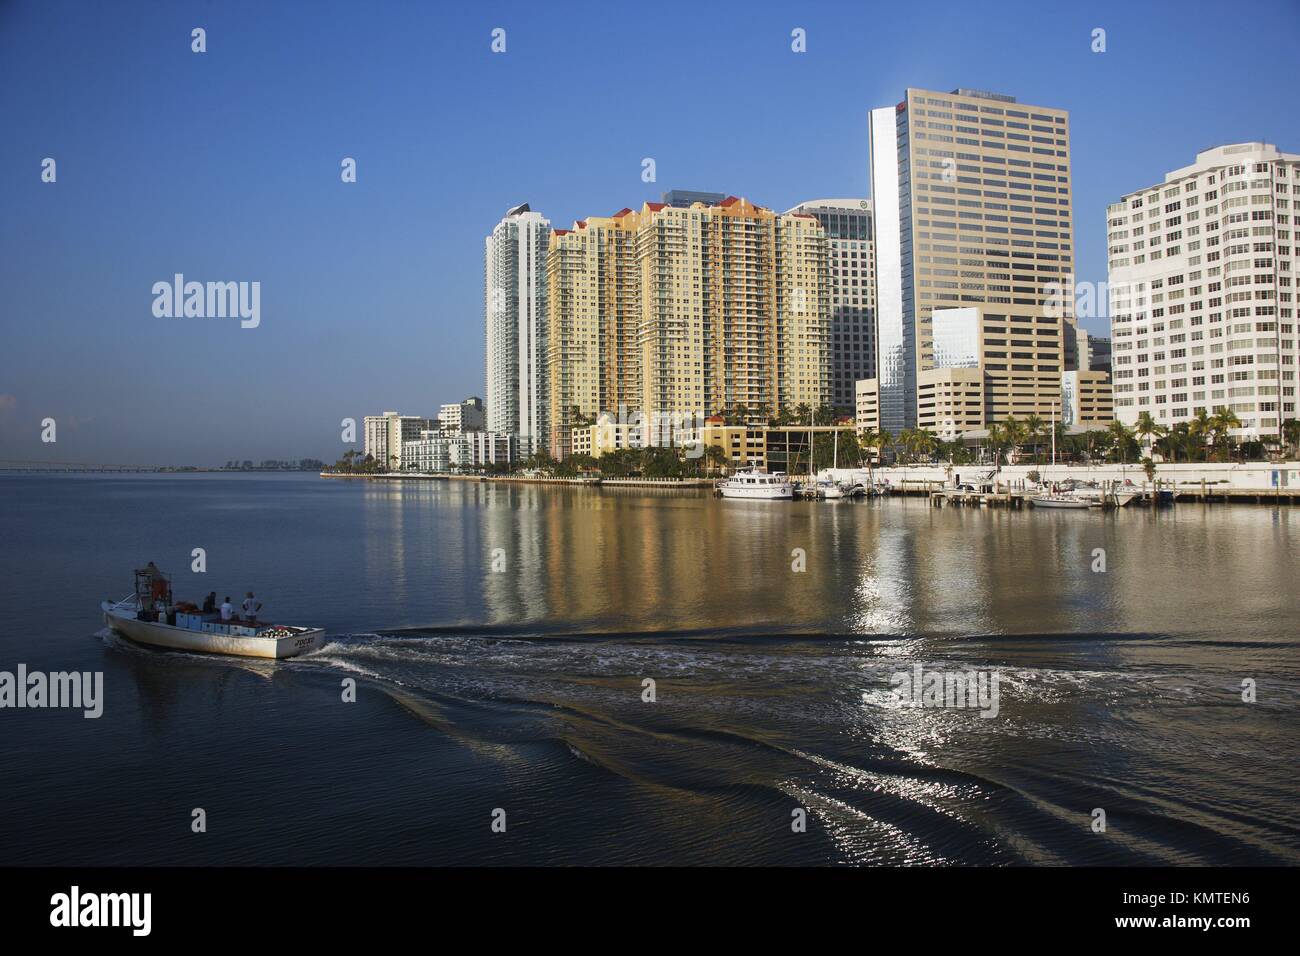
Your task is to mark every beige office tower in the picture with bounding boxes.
[869,88,1077,432]
[1107,142,1299,442]
[545,197,830,456]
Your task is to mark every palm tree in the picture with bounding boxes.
[1107,419,1134,464]
[1189,408,1213,461]
[1283,418,1300,460]
[896,428,918,464]
[914,429,939,463]
[986,422,1008,469]
[1023,413,1046,463]
[1155,423,1184,463]
[703,445,727,477]
[998,416,1027,464]
[1210,406,1242,461]
[1134,411,1165,459]
[873,428,893,466]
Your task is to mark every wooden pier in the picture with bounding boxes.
[929,490,1025,508]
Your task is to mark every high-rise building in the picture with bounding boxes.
[485,203,550,453]
[869,87,1076,432]
[543,196,830,456]
[637,196,829,424]
[1107,142,1299,442]
[363,411,435,469]
[438,397,485,433]
[786,199,876,413]
[1086,334,1112,377]
[545,210,640,456]
[661,189,727,209]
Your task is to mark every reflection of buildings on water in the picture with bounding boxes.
[479,484,549,626]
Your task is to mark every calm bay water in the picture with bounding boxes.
[0,472,1297,865]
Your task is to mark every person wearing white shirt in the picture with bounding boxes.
[242,592,262,625]
[219,597,234,622]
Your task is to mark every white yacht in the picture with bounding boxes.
[718,469,794,500]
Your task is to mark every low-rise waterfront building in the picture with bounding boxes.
[917,367,986,440]
[570,412,647,458]
[698,416,768,469]
[401,429,517,472]
[909,306,1065,440]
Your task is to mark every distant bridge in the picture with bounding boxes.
[0,459,163,473]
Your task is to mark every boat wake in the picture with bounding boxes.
[271,627,1300,865]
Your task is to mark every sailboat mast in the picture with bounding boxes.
[1051,401,1057,466]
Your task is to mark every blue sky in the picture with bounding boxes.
[2,0,1298,465]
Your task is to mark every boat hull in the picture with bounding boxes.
[1029,496,1093,509]
[102,604,325,659]
[719,486,793,499]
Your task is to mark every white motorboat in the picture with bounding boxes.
[817,479,845,499]
[718,469,794,499]
[101,566,325,659]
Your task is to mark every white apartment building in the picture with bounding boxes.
[438,396,485,433]
[1107,142,1299,441]
[364,411,435,469]
[485,203,550,454]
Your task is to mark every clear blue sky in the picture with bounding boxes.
[3,0,1298,465]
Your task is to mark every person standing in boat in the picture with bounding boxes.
[242,592,262,625]
[220,596,234,622]
[202,592,217,614]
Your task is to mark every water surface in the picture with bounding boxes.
[0,473,1295,864]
